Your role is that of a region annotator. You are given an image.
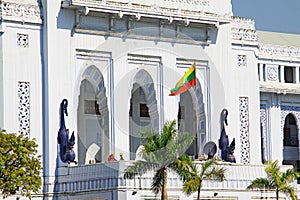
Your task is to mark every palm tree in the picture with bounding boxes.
[123,120,194,200]
[247,160,300,200]
[183,158,226,200]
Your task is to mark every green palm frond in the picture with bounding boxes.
[200,158,217,177]
[169,154,193,181]
[205,166,226,182]
[124,119,197,199]
[140,129,160,152]
[280,185,298,200]
[160,120,177,147]
[247,160,298,200]
[174,132,195,156]
[281,169,300,183]
[141,120,176,152]
[183,177,200,195]
[267,160,280,172]
[247,178,272,190]
[151,168,164,195]
[183,158,226,197]
[141,144,177,168]
[124,160,160,179]
[141,125,195,168]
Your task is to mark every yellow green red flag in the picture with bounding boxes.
[169,64,196,96]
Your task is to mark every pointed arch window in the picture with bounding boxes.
[284,114,298,147]
[140,104,150,117]
[84,100,101,115]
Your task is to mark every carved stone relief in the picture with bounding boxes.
[259,44,300,61]
[266,65,278,82]
[0,0,41,24]
[232,28,257,42]
[231,17,257,42]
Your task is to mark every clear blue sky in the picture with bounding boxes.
[232,0,300,34]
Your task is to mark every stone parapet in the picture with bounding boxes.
[48,160,295,198]
[231,17,258,45]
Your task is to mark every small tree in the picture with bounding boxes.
[183,158,226,200]
[0,129,42,198]
[247,160,299,200]
[124,120,194,200]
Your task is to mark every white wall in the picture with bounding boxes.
[2,23,43,154]
[42,0,263,196]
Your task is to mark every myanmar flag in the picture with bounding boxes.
[169,64,196,96]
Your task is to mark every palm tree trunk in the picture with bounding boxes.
[197,186,201,200]
[161,167,168,200]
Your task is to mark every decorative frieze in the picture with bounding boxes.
[232,28,257,42]
[0,0,42,24]
[231,17,257,42]
[258,44,300,61]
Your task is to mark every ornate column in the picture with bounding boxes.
[280,65,285,83]
[260,105,267,163]
[298,124,300,160]
[259,63,264,81]
[296,66,299,84]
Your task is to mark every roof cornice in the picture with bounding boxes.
[62,0,231,26]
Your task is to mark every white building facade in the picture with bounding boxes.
[1,0,300,199]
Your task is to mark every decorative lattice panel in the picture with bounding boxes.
[240,97,250,164]
[18,82,30,135]
[17,33,29,48]
[237,55,247,67]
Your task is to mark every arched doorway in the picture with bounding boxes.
[129,69,159,160]
[178,91,197,156]
[77,66,109,164]
[283,113,299,171]
[177,79,205,158]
